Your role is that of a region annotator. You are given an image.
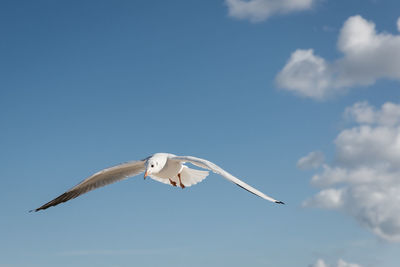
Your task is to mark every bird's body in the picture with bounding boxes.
[32,153,284,212]
[146,153,209,188]
[149,153,182,182]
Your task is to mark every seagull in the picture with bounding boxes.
[32,153,284,212]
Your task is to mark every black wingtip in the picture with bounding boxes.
[29,207,41,213]
[275,201,285,205]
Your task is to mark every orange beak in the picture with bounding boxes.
[144,171,148,179]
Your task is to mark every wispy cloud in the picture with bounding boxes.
[225,0,317,22]
[310,258,362,267]
[297,151,325,170]
[302,101,400,242]
[277,15,400,100]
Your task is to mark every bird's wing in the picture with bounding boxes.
[179,166,209,187]
[32,160,146,212]
[170,155,284,204]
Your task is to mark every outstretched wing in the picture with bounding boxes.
[170,155,284,204]
[32,160,146,212]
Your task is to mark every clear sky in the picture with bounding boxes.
[1,1,400,267]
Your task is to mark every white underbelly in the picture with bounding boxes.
[153,159,183,179]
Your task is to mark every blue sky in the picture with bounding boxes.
[1,1,400,266]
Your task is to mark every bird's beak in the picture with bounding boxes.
[144,171,148,179]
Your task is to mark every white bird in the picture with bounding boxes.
[32,153,284,212]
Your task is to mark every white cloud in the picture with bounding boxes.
[303,187,345,209]
[277,15,400,100]
[311,259,329,267]
[397,17,400,32]
[225,0,316,22]
[310,259,362,267]
[297,151,325,170]
[276,49,333,99]
[345,101,400,126]
[344,101,377,125]
[337,259,362,267]
[303,102,400,242]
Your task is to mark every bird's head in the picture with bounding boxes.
[144,156,164,178]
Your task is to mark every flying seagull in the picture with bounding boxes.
[32,153,284,212]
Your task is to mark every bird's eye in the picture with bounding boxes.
[151,164,154,168]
